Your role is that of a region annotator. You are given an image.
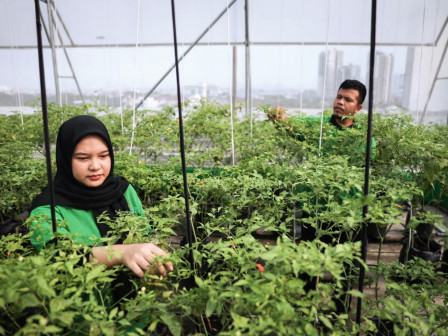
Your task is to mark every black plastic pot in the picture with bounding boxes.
[415,222,434,243]
[399,239,442,264]
[440,249,448,273]
[368,316,415,336]
[367,222,388,241]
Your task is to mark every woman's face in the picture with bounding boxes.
[71,135,111,187]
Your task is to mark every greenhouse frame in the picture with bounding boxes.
[1,0,448,335]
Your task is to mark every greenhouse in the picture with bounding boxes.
[0,0,448,335]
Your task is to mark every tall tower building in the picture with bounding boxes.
[318,49,344,104]
[368,51,394,106]
[338,64,361,85]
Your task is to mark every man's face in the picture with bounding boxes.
[333,88,362,118]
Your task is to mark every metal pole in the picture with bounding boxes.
[51,14,85,104]
[34,0,57,236]
[245,0,252,117]
[2,41,442,50]
[47,0,84,103]
[419,40,448,124]
[136,0,238,110]
[170,0,195,271]
[45,0,61,106]
[356,0,377,327]
[39,11,51,47]
[50,0,75,46]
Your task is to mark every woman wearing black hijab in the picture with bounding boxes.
[30,115,173,278]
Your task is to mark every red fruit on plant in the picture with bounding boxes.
[200,181,204,185]
[256,264,264,274]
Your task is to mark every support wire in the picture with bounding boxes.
[129,0,142,155]
[244,0,252,134]
[226,0,236,166]
[318,0,331,153]
[4,0,24,125]
[416,0,427,124]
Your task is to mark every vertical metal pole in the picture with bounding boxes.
[34,0,57,236]
[52,23,85,104]
[245,0,252,117]
[356,0,377,328]
[170,0,195,271]
[46,0,61,106]
[48,3,85,104]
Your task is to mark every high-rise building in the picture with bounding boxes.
[368,51,394,106]
[318,49,343,104]
[338,64,361,85]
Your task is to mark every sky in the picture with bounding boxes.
[0,0,447,102]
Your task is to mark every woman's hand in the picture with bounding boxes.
[120,243,173,277]
[90,243,174,278]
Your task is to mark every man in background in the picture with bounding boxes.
[330,79,366,129]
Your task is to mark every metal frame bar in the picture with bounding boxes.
[245,0,252,116]
[420,24,448,123]
[46,0,61,105]
[135,0,238,110]
[1,41,442,49]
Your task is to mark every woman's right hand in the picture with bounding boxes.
[90,243,173,278]
[120,243,173,278]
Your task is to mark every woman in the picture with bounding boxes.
[29,115,173,279]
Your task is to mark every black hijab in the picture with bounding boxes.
[31,115,130,236]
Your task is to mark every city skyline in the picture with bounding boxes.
[0,0,447,114]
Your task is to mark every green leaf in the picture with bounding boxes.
[109,307,118,320]
[206,299,218,317]
[305,322,318,336]
[161,313,181,336]
[18,293,41,310]
[318,315,333,330]
[36,275,56,297]
[86,266,105,283]
[43,326,63,333]
[357,194,375,207]
[55,311,75,327]
[49,297,71,313]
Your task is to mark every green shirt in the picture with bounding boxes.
[286,115,376,160]
[29,184,145,251]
